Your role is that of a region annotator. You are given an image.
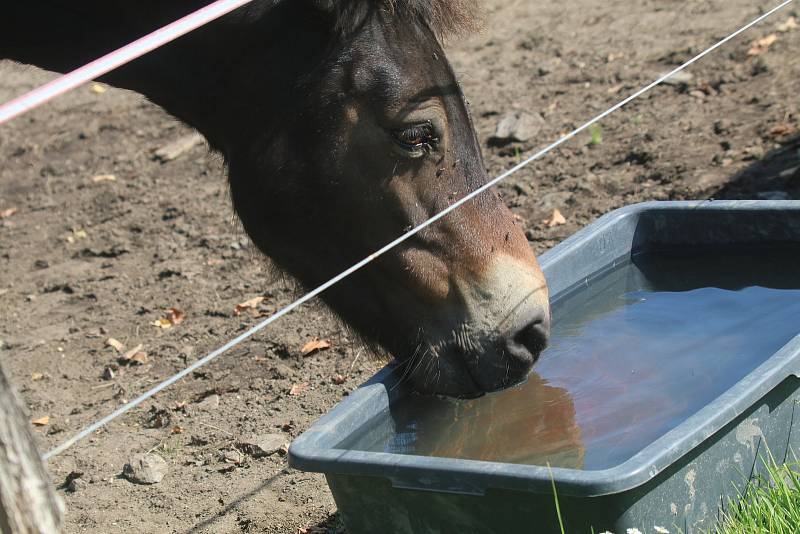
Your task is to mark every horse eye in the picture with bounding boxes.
[391,122,438,152]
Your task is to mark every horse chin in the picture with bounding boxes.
[407,358,485,399]
[404,339,535,399]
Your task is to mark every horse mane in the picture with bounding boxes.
[319,0,480,38]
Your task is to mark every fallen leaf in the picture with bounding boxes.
[31,372,44,381]
[300,338,331,356]
[91,174,116,183]
[90,83,106,94]
[65,228,87,243]
[234,296,265,316]
[151,318,172,329]
[0,207,17,219]
[289,382,309,396]
[543,208,567,228]
[120,343,143,360]
[165,307,186,326]
[332,374,347,385]
[171,426,184,434]
[119,344,147,365]
[106,338,125,352]
[770,122,796,138]
[32,416,50,426]
[777,16,798,33]
[747,34,778,56]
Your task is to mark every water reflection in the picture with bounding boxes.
[384,373,584,467]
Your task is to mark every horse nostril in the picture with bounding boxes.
[504,315,550,366]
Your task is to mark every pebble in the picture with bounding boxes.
[491,111,545,143]
[153,132,205,162]
[237,433,287,458]
[67,478,88,492]
[662,70,693,86]
[122,453,168,484]
[196,394,220,411]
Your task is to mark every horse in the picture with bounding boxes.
[1,0,550,397]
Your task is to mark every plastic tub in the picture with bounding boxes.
[289,200,800,534]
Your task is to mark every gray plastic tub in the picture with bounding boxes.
[289,200,800,534]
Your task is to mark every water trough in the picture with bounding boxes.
[289,200,800,534]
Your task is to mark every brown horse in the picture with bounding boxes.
[1,0,550,397]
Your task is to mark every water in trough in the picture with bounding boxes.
[339,248,800,470]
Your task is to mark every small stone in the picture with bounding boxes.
[196,394,220,411]
[221,450,244,464]
[662,70,693,86]
[270,363,294,379]
[102,367,115,380]
[757,190,790,200]
[122,453,168,484]
[67,478,88,493]
[153,132,205,162]
[236,433,287,458]
[490,111,545,144]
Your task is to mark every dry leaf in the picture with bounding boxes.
[106,337,125,352]
[747,34,778,56]
[234,296,265,316]
[770,122,796,138]
[165,307,186,326]
[66,229,87,243]
[300,338,331,356]
[171,426,184,434]
[90,83,107,94]
[91,174,116,183]
[777,16,798,33]
[0,207,18,219]
[332,374,347,385]
[151,318,172,329]
[289,382,309,396]
[119,343,147,365]
[32,416,50,426]
[543,208,567,228]
[120,343,143,360]
[31,372,44,381]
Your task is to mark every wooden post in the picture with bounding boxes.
[0,361,63,534]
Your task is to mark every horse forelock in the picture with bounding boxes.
[318,0,480,38]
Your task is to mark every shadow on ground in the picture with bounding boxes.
[710,135,800,200]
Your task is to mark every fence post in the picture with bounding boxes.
[0,361,63,534]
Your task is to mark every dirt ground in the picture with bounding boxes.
[1,0,798,532]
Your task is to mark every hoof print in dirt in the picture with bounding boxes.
[236,433,287,458]
[488,111,545,146]
[123,453,168,485]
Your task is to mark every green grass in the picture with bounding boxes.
[587,123,603,146]
[714,457,800,534]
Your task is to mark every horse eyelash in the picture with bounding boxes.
[392,122,438,151]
